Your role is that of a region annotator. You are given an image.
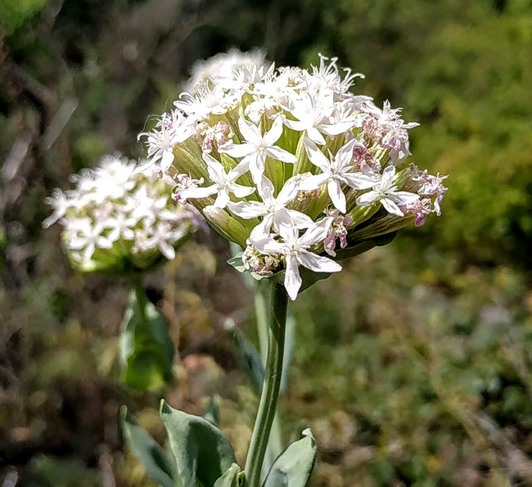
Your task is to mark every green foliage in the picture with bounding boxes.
[263,429,317,487]
[25,457,100,487]
[213,464,246,487]
[0,0,49,35]
[120,287,175,390]
[160,400,237,487]
[122,409,177,487]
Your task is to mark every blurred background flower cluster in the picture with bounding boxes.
[0,0,530,486]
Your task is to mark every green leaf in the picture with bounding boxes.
[229,325,265,395]
[214,464,246,487]
[160,400,236,487]
[119,289,175,390]
[121,407,177,487]
[204,394,221,426]
[227,253,264,281]
[262,429,317,487]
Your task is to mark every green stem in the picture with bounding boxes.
[254,281,283,470]
[245,282,288,487]
[132,275,147,325]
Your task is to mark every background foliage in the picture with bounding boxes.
[0,0,530,486]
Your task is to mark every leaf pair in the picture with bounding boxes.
[122,401,238,487]
[123,403,317,487]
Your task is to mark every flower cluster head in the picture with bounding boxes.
[140,54,447,300]
[44,155,200,273]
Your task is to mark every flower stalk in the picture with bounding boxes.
[245,281,288,486]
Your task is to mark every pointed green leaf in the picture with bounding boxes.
[119,289,175,390]
[214,463,246,487]
[262,429,317,487]
[160,400,236,487]
[121,407,177,487]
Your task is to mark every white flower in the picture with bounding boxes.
[68,220,113,261]
[142,221,186,260]
[356,165,419,216]
[138,110,194,172]
[220,117,297,183]
[283,92,355,145]
[42,189,71,228]
[228,176,312,239]
[307,54,364,98]
[299,138,380,212]
[184,48,270,93]
[105,211,137,241]
[179,152,255,208]
[252,218,342,300]
[174,84,239,120]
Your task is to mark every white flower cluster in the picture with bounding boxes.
[140,55,447,299]
[44,155,199,273]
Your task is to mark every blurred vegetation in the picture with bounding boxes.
[0,0,530,486]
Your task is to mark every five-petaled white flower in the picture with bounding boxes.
[356,165,419,216]
[228,176,313,239]
[179,152,255,208]
[299,138,380,213]
[220,117,297,183]
[252,218,342,300]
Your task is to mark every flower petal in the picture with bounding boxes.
[232,184,255,198]
[298,173,329,191]
[304,138,330,172]
[298,217,333,247]
[220,142,255,158]
[266,146,297,163]
[284,254,302,301]
[356,190,379,206]
[214,190,230,208]
[180,185,217,200]
[381,197,404,216]
[238,118,261,144]
[297,249,342,273]
[327,179,346,213]
[228,201,266,219]
[263,116,283,146]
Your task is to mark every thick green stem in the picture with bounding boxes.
[245,282,288,487]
